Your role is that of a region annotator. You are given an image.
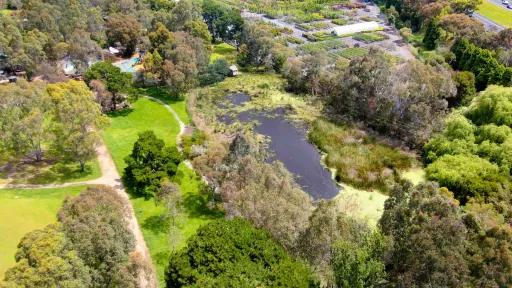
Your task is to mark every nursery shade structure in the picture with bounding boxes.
[330,21,380,36]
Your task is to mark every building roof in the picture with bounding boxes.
[330,21,380,36]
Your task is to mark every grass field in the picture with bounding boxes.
[0,186,87,278]
[0,159,100,185]
[478,0,512,28]
[335,184,388,227]
[102,97,182,171]
[132,163,222,285]
[102,95,221,285]
[210,43,237,64]
[139,86,190,125]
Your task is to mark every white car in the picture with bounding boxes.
[503,0,509,5]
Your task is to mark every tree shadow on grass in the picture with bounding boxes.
[142,214,169,234]
[107,107,134,118]
[142,86,183,105]
[182,192,224,219]
[5,159,96,185]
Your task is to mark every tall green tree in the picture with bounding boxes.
[58,186,139,287]
[85,61,132,111]
[47,80,108,171]
[123,131,182,198]
[3,224,91,287]
[165,218,318,288]
[106,14,141,57]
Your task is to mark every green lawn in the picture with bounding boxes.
[102,95,221,285]
[132,163,222,286]
[102,97,181,171]
[210,42,237,64]
[0,186,87,278]
[139,86,190,125]
[0,159,100,186]
[478,0,512,28]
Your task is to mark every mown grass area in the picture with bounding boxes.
[138,86,190,124]
[210,42,237,64]
[0,159,100,185]
[478,0,512,28]
[0,185,87,279]
[102,95,220,285]
[102,97,181,171]
[310,119,415,192]
[133,163,223,285]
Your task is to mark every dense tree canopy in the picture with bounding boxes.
[123,130,182,198]
[328,49,455,146]
[165,218,317,288]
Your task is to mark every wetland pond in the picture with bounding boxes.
[221,93,340,199]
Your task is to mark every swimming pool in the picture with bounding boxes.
[113,57,140,73]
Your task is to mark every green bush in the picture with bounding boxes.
[165,218,317,288]
[466,86,512,126]
[425,154,509,202]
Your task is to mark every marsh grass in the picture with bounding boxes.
[310,119,415,192]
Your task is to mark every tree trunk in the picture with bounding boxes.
[34,143,43,162]
[112,92,117,111]
[79,160,86,172]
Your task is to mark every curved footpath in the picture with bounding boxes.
[0,98,191,288]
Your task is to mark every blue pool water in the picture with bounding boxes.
[114,57,140,73]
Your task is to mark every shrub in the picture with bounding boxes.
[199,59,231,86]
[425,154,509,202]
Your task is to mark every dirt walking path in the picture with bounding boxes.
[1,98,193,287]
[0,141,158,287]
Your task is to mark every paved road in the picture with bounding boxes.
[473,12,505,31]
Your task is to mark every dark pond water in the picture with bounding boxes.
[221,93,340,199]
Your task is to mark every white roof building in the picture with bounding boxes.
[330,21,381,36]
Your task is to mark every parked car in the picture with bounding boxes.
[503,0,509,4]
[508,4,512,9]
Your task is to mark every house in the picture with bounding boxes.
[330,21,380,37]
[229,65,239,77]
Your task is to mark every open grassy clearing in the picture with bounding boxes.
[335,184,388,227]
[138,86,190,124]
[102,97,181,171]
[478,0,512,28]
[0,159,100,185]
[0,185,87,278]
[133,163,223,285]
[210,42,237,64]
[102,94,221,285]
